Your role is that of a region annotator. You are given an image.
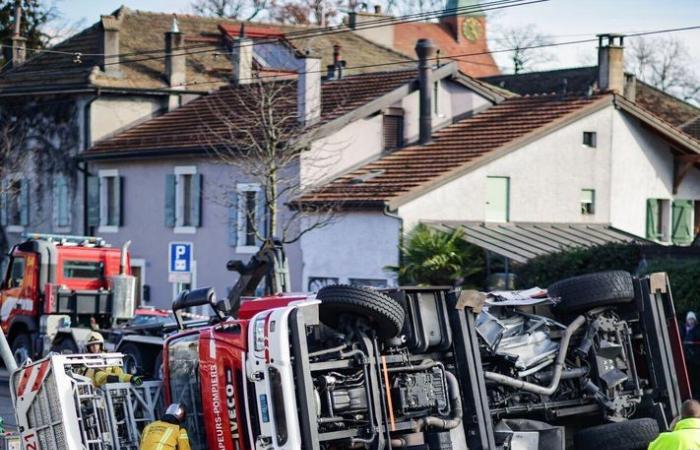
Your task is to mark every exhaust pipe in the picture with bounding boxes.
[484,315,587,396]
[119,240,131,274]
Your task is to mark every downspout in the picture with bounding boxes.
[81,92,100,236]
[383,204,403,284]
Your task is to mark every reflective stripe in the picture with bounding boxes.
[155,426,174,450]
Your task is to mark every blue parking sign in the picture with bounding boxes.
[169,242,193,273]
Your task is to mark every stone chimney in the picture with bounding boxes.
[297,52,322,125]
[348,4,394,48]
[165,17,186,88]
[100,14,123,77]
[231,26,253,85]
[415,39,436,145]
[2,2,26,69]
[597,34,625,94]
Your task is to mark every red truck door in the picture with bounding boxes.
[0,253,38,334]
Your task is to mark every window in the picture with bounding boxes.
[230,183,263,253]
[383,108,404,150]
[349,278,387,289]
[646,199,670,242]
[581,189,595,215]
[1,177,28,230]
[96,170,122,231]
[53,174,71,228]
[308,277,339,292]
[4,256,25,289]
[486,177,510,223]
[695,201,700,237]
[583,131,597,148]
[165,167,202,233]
[63,261,103,279]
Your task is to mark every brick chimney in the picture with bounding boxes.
[165,17,186,88]
[100,13,123,77]
[326,44,346,80]
[597,34,625,94]
[416,39,436,145]
[2,2,26,69]
[297,52,321,125]
[231,25,253,85]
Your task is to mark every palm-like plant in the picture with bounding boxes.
[388,224,484,286]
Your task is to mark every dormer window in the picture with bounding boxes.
[383,107,404,150]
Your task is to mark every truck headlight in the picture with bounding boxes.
[254,316,266,352]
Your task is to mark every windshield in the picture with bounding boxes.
[168,334,207,450]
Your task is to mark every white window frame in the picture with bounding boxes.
[174,166,197,234]
[581,189,596,215]
[98,169,119,233]
[236,183,261,254]
[131,258,147,305]
[5,173,24,234]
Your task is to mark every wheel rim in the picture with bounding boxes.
[122,354,138,374]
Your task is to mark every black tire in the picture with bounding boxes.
[119,343,145,375]
[574,418,659,450]
[11,333,32,365]
[317,285,405,339]
[548,270,635,315]
[52,337,79,354]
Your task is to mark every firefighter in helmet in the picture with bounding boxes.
[76,331,143,387]
[140,403,191,450]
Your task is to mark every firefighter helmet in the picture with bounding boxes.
[86,332,104,352]
[165,403,186,423]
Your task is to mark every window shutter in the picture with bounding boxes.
[191,174,202,227]
[646,199,658,240]
[115,176,124,226]
[165,174,176,228]
[19,179,29,226]
[383,115,403,150]
[228,190,238,246]
[87,176,100,227]
[256,190,266,244]
[672,200,693,245]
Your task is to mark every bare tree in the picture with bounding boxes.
[628,36,700,105]
[191,0,270,21]
[377,0,445,15]
[0,117,28,262]
[201,76,338,245]
[494,24,554,74]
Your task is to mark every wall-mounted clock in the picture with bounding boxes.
[462,16,483,43]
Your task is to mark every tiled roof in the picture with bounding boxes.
[0,7,413,93]
[480,67,700,140]
[85,68,420,156]
[298,94,608,206]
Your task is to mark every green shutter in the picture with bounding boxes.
[19,179,29,227]
[115,176,124,226]
[87,176,100,227]
[228,190,238,247]
[191,174,202,227]
[646,199,659,240]
[165,174,176,228]
[672,200,693,245]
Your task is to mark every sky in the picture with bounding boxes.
[56,0,700,74]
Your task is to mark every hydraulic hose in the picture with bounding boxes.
[413,370,463,432]
[484,315,587,396]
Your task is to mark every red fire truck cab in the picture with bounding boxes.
[0,233,135,362]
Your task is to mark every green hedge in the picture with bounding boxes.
[516,243,700,316]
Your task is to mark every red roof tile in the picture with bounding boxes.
[299,94,608,206]
[86,68,420,156]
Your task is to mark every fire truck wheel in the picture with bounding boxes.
[11,334,32,365]
[119,343,144,375]
[574,418,659,450]
[316,285,405,339]
[549,271,635,315]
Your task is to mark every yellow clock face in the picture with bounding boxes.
[462,17,483,43]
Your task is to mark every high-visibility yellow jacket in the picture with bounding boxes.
[76,365,134,387]
[140,420,191,450]
[648,418,700,450]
